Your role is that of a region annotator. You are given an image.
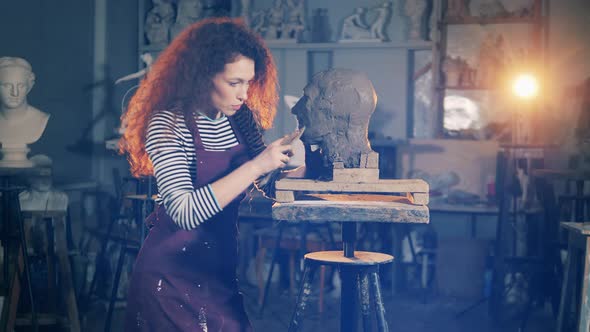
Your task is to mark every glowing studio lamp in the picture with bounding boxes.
[512,73,539,99]
[510,73,539,145]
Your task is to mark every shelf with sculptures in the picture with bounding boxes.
[140,0,433,51]
[439,0,542,91]
[442,33,514,90]
[440,32,528,91]
[444,0,541,24]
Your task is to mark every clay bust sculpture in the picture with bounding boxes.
[0,57,50,168]
[291,68,377,171]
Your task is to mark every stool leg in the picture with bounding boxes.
[104,244,127,332]
[44,217,58,310]
[54,215,81,332]
[577,238,590,332]
[318,265,326,314]
[15,194,38,332]
[255,244,267,305]
[558,244,575,331]
[358,270,372,332]
[369,269,389,332]
[259,224,284,316]
[288,261,318,332]
[289,250,296,297]
[340,265,358,332]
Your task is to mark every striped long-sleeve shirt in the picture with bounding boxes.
[146,109,261,230]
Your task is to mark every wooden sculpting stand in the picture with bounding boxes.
[0,167,80,332]
[272,152,430,332]
[275,152,429,207]
[2,210,81,332]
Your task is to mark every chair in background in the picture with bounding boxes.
[255,221,339,315]
[78,168,145,332]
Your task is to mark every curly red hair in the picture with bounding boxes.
[119,17,278,177]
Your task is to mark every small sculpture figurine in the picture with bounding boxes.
[200,0,231,18]
[478,0,508,18]
[340,1,392,42]
[340,7,372,40]
[171,0,202,39]
[404,0,428,41]
[443,56,462,87]
[0,57,50,168]
[240,0,251,27]
[144,0,175,46]
[475,32,505,87]
[291,68,377,170]
[447,0,470,18]
[370,1,392,41]
[283,0,305,40]
[115,53,154,85]
[443,56,475,87]
[250,9,267,36]
[265,0,285,39]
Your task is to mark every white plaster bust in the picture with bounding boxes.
[0,57,50,168]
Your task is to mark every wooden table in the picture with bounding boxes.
[557,222,590,332]
[273,194,429,332]
[429,202,499,238]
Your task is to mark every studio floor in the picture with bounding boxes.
[75,281,556,332]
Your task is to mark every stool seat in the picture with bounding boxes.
[124,194,156,201]
[290,250,393,332]
[305,251,394,266]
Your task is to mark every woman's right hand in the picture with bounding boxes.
[250,137,293,176]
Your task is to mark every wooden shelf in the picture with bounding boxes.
[140,40,434,53]
[139,44,166,52]
[437,85,492,91]
[266,40,433,50]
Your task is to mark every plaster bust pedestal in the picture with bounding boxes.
[0,145,33,168]
[0,106,49,168]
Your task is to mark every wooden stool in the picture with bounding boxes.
[289,250,393,332]
[557,222,590,332]
[272,176,430,332]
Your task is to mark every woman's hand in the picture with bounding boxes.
[250,137,293,176]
